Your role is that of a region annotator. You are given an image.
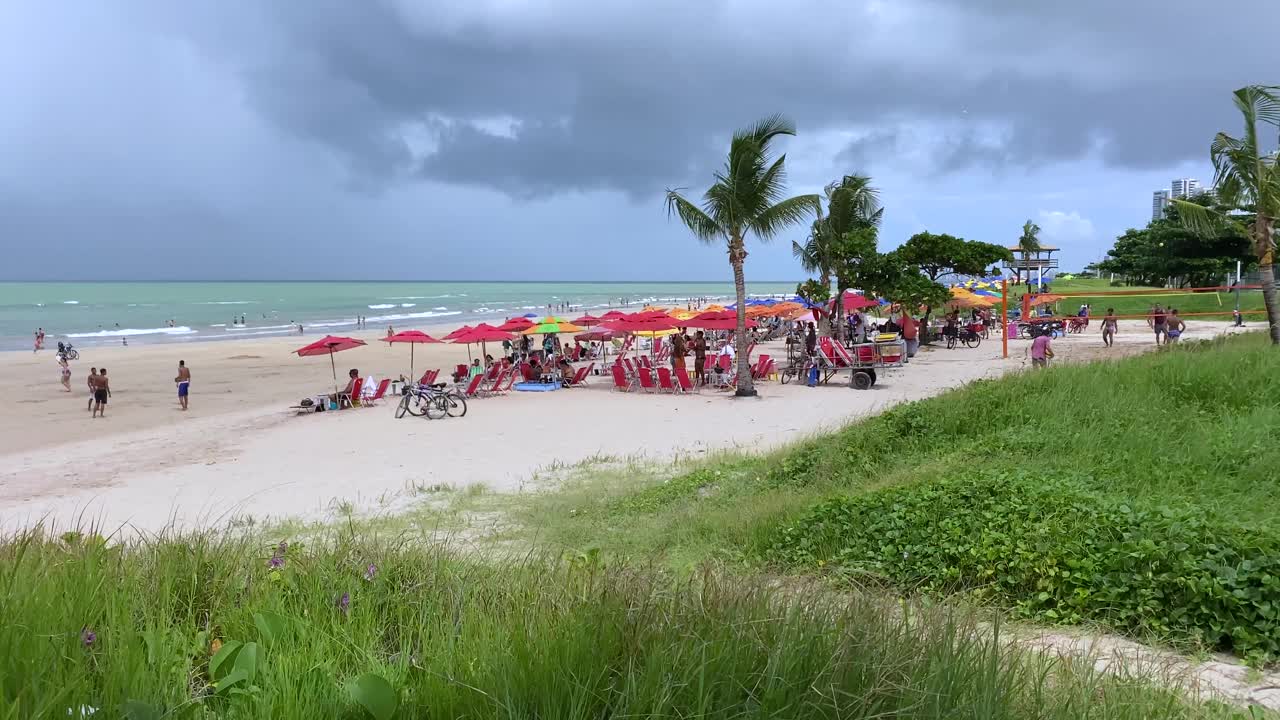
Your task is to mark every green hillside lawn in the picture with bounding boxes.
[522,332,1280,660]
[1030,277,1265,320]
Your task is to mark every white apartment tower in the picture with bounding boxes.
[1171,178,1200,198]
[1152,190,1171,221]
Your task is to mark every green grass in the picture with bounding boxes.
[517,332,1280,658]
[2,529,1248,719]
[1037,278,1264,319]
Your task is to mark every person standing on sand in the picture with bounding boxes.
[1028,334,1054,369]
[87,367,97,411]
[92,368,110,418]
[900,313,919,359]
[1165,309,1185,345]
[671,332,687,375]
[175,360,191,410]
[1149,304,1167,346]
[692,330,708,385]
[1101,308,1118,347]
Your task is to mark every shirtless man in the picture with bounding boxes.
[175,360,191,410]
[1100,308,1118,348]
[1165,309,1186,345]
[92,368,110,418]
[87,367,97,411]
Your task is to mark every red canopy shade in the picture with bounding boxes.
[629,310,678,322]
[685,311,757,330]
[383,330,441,377]
[575,329,614,342]
[599,310,628,320]
[835,291,879,311]
[442,325,473,341]
[572,314,602,327]
[295,335,367,393]
[602,317,677,333]
[497,317,534,332]
[383,330,442,344]
[295,335,367,356]
[450,323,514,344]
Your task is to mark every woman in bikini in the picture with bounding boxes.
[1100,308,1118,348]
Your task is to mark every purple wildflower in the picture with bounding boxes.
[336,592,350,615]
[363,563,378,582]
[80,627,96,647]
[268,555,285,569]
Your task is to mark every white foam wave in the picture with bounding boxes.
[364,309,463,323]
[210,323,227,327]
[432,306,448,311]
[197,300,258,305]
[385,294,453,299]
[63,300,79,305]
[401,303,416,308]
[368,304,396,309]
[67,326,196,338]
[218,328,299,340]
[225,323,296,331]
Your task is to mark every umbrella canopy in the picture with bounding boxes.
[575,329,614,342]
[629,309,676,321]
[572,314,602,327]
[761,301,802,317]
[685,311,758,330]
[1027,293,1065,308]
[602,317,678,335]
[836,291,880,311]
[295,335,367,394]
[497,317,535,332]
[703,304,727,312]
[442,325,473,341]
[599,310,629,320]
[383,330,442,378]
[522,318,585,335]
[451,324,514,344]
[521,312,539,318]
[669,308,698,321]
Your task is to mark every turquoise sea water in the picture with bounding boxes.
[0,281,800,350]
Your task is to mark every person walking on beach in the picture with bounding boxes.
[59,355,72,392]
[671,332,687,375]
[900,313,919,359]
[91,368,110,418]
[804,322,817,357]
[86,367,97,411]
[1101,308,1118,347]
[175,360,191,410]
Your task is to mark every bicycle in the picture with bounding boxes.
[945,324,983,349]
[396,383,467,419]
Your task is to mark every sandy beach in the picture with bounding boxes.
[0,319,1243,534]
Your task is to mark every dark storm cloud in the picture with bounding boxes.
[150,0,1278,196]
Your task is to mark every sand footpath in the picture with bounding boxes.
[0,320,1240,534]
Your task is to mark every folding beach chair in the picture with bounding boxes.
[481,369,508,397]
[637,367,658,392]
[656,367,677,393]
[363,378,391,406]
[339,377,364,408]
[460,373,486,398]
[674,366,697,393]
[611,364,635,392]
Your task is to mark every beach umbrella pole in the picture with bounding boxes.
[330,348,338,395]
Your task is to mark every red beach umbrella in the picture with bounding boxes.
[497,317,535,332]
[835,291,879,312]
[442,325,473,341]
[295,335,367,393]
[685,310,757,330]
[599,310,628,320]
[450,323,515,362]
[574,329,614,342]
[384,330,442,377]
[572,314,602,327]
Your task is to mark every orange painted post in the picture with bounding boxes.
[1001,279,1009,359]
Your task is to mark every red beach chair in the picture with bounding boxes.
[363,378,391,406]
[674,366,697,393]
[637,367,658,392]
[656,367,677,393]
[461,373,485,398]
[611,364,635,392]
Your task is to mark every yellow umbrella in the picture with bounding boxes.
[641,305,668,312]
[704,304,726,312]
[669,308,699,320]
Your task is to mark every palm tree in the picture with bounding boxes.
[792,175,882,337]
[1014,220,1041,283]
[667,115,821,396]
[1175,85,1280,344]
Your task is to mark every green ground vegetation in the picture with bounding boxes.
[517,333,1280,661]
[3,530,1247,719]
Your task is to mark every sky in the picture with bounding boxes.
[2,1,1277,282]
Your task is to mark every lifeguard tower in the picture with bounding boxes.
[1005,245,1059,286]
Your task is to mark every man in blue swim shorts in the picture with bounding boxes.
[175,359,191,411]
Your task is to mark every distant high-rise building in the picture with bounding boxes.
[1171,178,1200,198]
[1152,190,1171,221]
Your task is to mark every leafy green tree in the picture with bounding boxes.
[795,279,831,307]
[666,115,821,394]
[894,232,1011,332]
[793,175,882,336]
[1174,85,1280,344]
[1098,208,1250,288]
[828,231,949,327]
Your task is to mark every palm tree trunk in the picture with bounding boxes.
[730,236,755,397]
[1254,217,1279,345]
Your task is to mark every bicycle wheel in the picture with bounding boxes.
[781,368,794,385]
[963,334,981,349]
[946,334,957,350]
[444,392,467,418]
[404,392,429,417]
[425,395,448,419]
[395,395,410,419]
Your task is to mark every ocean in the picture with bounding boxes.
[0,281,800,350]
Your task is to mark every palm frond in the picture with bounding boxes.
[1235,85,1280,127]
[749,194,821,241]
[1171,199,1229,237]
[738,114,796,150]
[665,190,725,245]
[757,154,790,207]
